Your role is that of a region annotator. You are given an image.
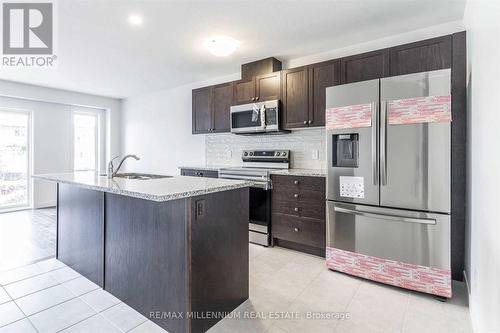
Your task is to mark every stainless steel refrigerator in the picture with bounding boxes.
[325,69,453,297]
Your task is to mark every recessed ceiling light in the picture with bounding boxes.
[203,36,240,57]
[128,14,143,26]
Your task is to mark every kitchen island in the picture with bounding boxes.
[33,172,251,333]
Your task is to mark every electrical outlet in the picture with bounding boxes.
[312,149,319,160]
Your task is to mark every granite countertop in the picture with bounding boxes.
[33,172,252,202]
[269,168,326,177]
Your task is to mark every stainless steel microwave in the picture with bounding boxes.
[230,100,280,134]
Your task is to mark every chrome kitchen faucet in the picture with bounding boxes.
[107,154,140,178]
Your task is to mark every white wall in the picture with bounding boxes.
[121,73,239,175]
[464,0,500,332]
[120,21,465,175]
[0,80,121,208]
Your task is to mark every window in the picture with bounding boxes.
[0,109,31,211]
[73,112,98,171]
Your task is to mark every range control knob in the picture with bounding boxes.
[275,152,281,156]
[282,152,287,156]
[249,152,254,156]
[243,152,248,156]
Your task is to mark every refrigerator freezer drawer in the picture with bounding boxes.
[326,202,450,270]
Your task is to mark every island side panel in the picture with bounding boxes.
[57,183,104,287]
[104,193,189,333]
[189,187,249,333]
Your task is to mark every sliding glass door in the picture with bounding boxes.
[0,109,31,211]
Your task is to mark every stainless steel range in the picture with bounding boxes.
[219,149,290,246]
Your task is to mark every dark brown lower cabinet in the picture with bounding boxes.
[57,184,249,333]
[271,175,326,257]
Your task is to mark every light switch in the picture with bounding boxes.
[312,149,319,160]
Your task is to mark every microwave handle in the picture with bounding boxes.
[260,105,266,126]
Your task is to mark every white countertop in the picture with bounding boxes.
[270,168,326,177]
[33,172,251,202]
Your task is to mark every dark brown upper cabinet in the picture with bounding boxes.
[212,82,234,133]
[308,60,339,127]
[340,49,390,84]
[192,86,212,134]
[241,57,282,80]
[282,61,340,129]
[281,66,309,128]
[192,82,234,134]
[255,72,281,102]
[233,72,280,105]
[233,78,255,105]
[390,35,452,76]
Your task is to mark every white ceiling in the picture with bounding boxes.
[0,0,466,98]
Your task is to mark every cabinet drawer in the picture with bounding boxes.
[272,175,325,192]
[272,214,325,249]
[272,200,325,220]
[272,188,324,204]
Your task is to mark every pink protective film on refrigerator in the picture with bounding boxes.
[388,95,452,125]
[326,247,452,298]
[326,103,373,130]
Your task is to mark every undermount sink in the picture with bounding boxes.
[112,173,172,180]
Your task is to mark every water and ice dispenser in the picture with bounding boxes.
[332,134,359,168]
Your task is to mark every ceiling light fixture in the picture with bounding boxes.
[128,14,143,26]
[203,36,240,57]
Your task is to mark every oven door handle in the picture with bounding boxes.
[219,175,269,189]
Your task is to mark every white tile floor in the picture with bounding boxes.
[0,209,56,271]
[0,245,472,333]
[208,244,472,333]
[0,258,164,333]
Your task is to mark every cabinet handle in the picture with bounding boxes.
[294,207,299,212]
[303,120,307,124]
[294,180,299,185]
[294,193,299,198]
[294,227,299,232]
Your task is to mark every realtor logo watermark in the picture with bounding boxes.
[1,1,57,67]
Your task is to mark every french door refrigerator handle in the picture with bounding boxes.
[380,101,388,185]
[371,101,378,185]
[333,206,436,225]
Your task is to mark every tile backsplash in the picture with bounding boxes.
[206,128,326,169]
